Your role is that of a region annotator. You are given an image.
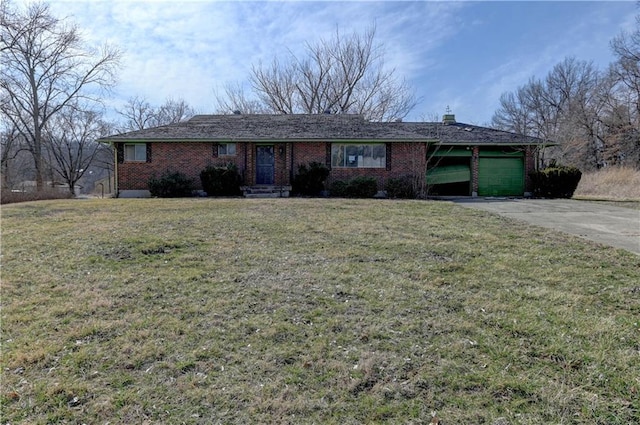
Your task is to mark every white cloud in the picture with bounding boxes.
[14,0,636,125]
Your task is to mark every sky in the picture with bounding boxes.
[32,0,639,125]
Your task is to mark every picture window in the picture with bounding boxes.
[331,144,386,168]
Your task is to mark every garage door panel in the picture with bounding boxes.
[478,158,524,196]
[426,165,471,185]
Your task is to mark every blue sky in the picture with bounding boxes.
[38,0,637,125]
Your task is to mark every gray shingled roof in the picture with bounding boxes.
[99,114,549,146]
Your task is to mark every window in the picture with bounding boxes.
[331,144,386,168]
[124,144,147,162]
[218,143,236,156]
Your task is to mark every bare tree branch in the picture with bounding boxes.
[0,1,121,190]
[116,96,196,132]
[219,24,417,121]
[43,104,109,195]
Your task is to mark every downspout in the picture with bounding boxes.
[113,142,119,197]
[289,142,294,184]
[243,142,248,185]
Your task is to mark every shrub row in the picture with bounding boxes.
[385,175,416,199]
[330,176,378,198]
[148,164,243,198]
[147,163,419,199]
[531,165,582,198]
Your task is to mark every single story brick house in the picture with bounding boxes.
[99,113,548,198]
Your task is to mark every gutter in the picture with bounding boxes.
[98,137,442,144]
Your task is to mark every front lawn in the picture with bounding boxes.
[2,198,638,424]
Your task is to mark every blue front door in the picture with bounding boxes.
[256,146,275,185]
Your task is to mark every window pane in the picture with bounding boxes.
[134,144,146,161]
[345,145,359,167]
[125,145,135,161]
[125,144,146,161]
[331,145,344,167]
[218,143,237,156]
[331,143,386,168]
[364,144,385,167]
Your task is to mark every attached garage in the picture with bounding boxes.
[477,150,525,196]
[426,148,472,196]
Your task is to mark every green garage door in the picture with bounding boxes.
[426,164,470,185]
[478,157,524,196]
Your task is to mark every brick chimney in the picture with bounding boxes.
[442,113,456,124]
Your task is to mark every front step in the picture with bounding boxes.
[241,185,292,198]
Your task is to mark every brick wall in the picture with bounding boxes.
[524,145,536,194]
[116,141,537,196]
[116,142,247,191]
[292,142,428,189]
[471,146,480,195]
[117,141,429,192]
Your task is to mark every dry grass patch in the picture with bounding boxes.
[1,198,639,424]
[574,166,640,203]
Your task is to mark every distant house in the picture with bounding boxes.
[98,114,548,198]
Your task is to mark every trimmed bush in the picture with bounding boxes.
[330,176,378,198]
[347,176,378,198]
[148,171,195,198]
[292,162,330,196]
[200,164,242,196]
[329,180,349,197]
[385,176,416,199]
[531,165,582,198]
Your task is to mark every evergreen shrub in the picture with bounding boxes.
[385,176,416,199]
[329,180,349,197]
[330,176,378,198]
[292,162,330,196]
[200,164,243,196]
[148,171,195,198]
[531,165,582,198]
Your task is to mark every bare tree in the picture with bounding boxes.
[214,82,269,114]
[156,98,197,126]
[491,58,608,169]
[219,25,417,121]
[117,96,196,131]
[116,96,157,131]
[0,1,120,190]
[44,105,110,195]
[0,124,28,188]
[492,87,536,136]
[610,13,640,127]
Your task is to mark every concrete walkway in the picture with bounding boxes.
[453,199,640,255]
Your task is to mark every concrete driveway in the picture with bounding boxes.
[453,199,640,255]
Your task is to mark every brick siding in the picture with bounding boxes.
[524,145,535,194]
[116,142,247,191]
[116,141,536,195]
[291,142,428,189]
[471,146,480,195]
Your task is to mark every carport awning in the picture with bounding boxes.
[426,165,471,185]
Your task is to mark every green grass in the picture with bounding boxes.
[2,198,639,424]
